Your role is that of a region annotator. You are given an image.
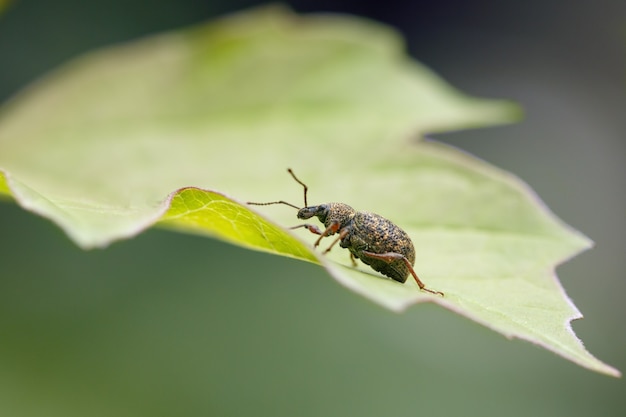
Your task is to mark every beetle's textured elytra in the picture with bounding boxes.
[248,169,443,296]
[346,211,415,282]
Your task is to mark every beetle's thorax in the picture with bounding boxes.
[320,202,356,228]
[297,202,356,228]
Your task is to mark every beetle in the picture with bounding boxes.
[248,169,444,296]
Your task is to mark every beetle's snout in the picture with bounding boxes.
[297,204,328,221]
[297,207,317,220]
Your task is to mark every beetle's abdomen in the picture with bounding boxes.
[348,212,415,283]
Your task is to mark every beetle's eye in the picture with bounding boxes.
[315,204,329,222]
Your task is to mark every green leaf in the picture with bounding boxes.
[160,187,316,263]
[0,6,618,377]
[0,171,11,198]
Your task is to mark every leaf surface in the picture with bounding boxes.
[0,6,617,376]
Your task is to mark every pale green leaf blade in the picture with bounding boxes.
[0,6,617,377]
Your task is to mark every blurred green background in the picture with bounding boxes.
[1,0,624,416]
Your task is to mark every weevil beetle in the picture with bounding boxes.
[248,169,444,296]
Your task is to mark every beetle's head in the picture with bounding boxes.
[297,204,329,223]
[298,203,355,228]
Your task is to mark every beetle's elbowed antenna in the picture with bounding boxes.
[286,168,308,207]
[247,168,308,210]
[247,199,300,209]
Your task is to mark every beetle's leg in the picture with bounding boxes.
[322,227,349,254]
[291,221,340,248]
[349,252,358,267]
[290,223,323,235]
[361,251,444,296]
[313,220,341,248]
